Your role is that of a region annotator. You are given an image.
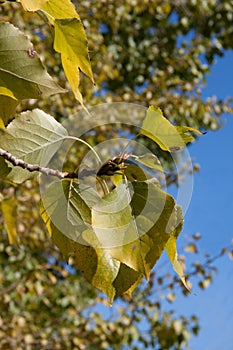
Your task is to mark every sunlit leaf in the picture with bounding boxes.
[19,0,48,11]
[0,109,68,183]
[54,18,94,105]
[175,126,203,145]
[61,54,83,104]
[40,0,93,105]
[141,106,202,151]
[1,196,18,244]
[41,0,80,24]
[0,22,66,100]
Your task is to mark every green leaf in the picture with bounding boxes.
[141,106,202,151]
[54,18,94,105]
[19,0,48,11]
[0,109,68,183]
[1,196,19,245]
[0,22,65,101]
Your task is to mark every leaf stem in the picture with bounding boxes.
[66,136,102,163]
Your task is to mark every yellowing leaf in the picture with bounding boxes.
[1,197,19,245]
[40,174,183,301]
[175,126,203,145]
[19,0,48,11]
[0,118,4,130]
[41,0,80,24]
[54,18,94,104]
[0,86,17,100]
[41,0,93,105]
[141,106,202,151]
[166,235,190,291]
[61,55,83,105]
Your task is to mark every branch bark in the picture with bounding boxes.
[0,147,95,180]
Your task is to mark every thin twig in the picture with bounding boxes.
[0,147,95,180]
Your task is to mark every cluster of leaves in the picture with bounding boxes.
[0,0,207,304]
[0,0,233,349]
[0,96,202,301]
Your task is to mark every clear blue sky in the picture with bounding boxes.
[174,50,233,350]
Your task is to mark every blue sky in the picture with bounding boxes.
[174,50,233,349]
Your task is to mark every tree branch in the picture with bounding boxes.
[0,147,95,180]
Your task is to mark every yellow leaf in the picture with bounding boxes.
[0,118,5,130]
[0,86,17,100]
[53,18,94,104]
[166,236,190,291]
[41,1,93,104]
[19,0,48,11]
[61,55,83,106]
[141,106,203,152]
[54,19,94,83]
[1,197,19,245]
[41,0,80,24]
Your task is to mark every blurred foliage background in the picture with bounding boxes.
[0,0,233,348]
